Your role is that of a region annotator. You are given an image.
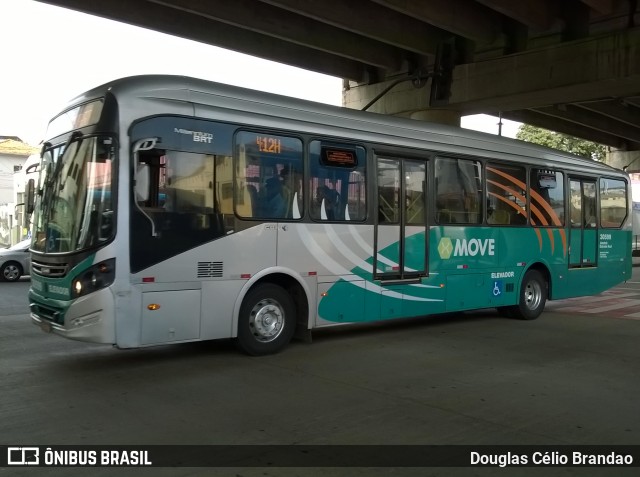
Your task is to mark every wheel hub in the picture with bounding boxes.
[250,299,284,342]
[524,281,542,310]
[3,265,19,281]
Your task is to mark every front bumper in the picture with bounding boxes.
[30,286,116,344]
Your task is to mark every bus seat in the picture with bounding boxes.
[282,186,293,218]
[291,192,301,219]
[488,209,510,225]
[245,184,258,217]
[437,209,451,223]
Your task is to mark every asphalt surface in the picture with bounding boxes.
[1,269,640,477]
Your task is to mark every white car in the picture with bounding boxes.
[0,239,31,282]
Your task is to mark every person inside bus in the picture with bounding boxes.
[279,167,302,218]
[263,176,287,218]
[315,185,340,220]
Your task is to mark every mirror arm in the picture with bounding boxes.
[132,138,160,237]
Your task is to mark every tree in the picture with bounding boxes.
[516,124,607,162]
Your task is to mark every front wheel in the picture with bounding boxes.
[236,284,296,356]
[508,269,547,320]
[1,262,23,282]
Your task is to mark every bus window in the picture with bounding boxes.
[235,131,303,220]
[405,161,426,225]
[377,159,399,224]
[570,181,582,226]
[137,150,232,232]
[600,178,627,228]
[584,182,597,228]
[435,157,482,224]
[487,163,527,225]
[309,141,366,222]
[529,169,564,227]
[132,149,232,272]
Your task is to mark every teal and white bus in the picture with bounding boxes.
[27,75,632,355]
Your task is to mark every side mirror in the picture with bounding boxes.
[132,137,160,237]
[135,164,150,202]
[25,178,35,218]
[132,137,159,203]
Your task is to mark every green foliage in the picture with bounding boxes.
[516,124,607,161]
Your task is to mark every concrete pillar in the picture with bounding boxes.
[343,79,431,115]
[605,150,640,173]
[343,79,461,127]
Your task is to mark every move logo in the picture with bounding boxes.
[437,237,495,260]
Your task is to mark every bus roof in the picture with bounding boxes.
[59,74,623,177]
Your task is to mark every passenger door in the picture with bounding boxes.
[375,157,428,281]
[569,178,598,267]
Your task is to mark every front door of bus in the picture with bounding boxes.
[569,178,598,267]
[375,157,427,288]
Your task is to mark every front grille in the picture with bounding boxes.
[197,261,223,278]
[31,260,69,278]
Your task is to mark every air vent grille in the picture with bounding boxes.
[197,262,223,278]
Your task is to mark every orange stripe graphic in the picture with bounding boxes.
[486,181,527,214]
[487,167,567,256]
[488,191,545,251]
[529,216,554,253]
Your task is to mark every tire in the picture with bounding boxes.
[508,269,547,320]
[1,262,23,282]
[236,283,296,356]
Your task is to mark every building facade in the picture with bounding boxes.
[0,137,39,246]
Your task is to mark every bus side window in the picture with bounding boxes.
[530,169,565,227]
[309,141,366,222]
[486,162,527,226]
[234,131,303,220]
[136,150,235,238]
[600,178,627,228]
[583,182,597,228]
[435,157,482,225]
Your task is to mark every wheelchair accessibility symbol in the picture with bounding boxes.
[492,280,503,296]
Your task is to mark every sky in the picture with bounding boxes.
[0,0,520,145]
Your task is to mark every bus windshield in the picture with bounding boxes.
[31,135,116,253]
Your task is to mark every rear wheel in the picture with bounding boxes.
[508,269,547,320]
[1,262,23,282]
[236,284,296,355]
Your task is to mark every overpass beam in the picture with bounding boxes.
[345,30,640,133]
[371,0,502,43]
[409,110,461,126]
[448,29,640,112]
[259,0,448,56]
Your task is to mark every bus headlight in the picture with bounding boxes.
[71,259,116,299]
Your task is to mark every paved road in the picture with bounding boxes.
[1,271,640,476]
[547,286,640,319]
[0,276,30,315]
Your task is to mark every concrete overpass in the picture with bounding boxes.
[37,0,640,168]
